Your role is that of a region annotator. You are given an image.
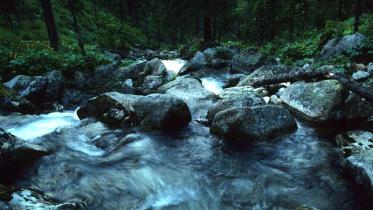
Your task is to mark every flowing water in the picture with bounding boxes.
[0,63,365,210]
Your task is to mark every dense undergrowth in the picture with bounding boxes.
[0,0,372,81]
[0,0,143,80]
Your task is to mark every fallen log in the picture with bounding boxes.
[250,69,373,103]
[250,68,330,87]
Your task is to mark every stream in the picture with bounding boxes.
[0,60,365,210]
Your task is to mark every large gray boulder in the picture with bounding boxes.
[3,75,32,93]
[321,33,366,58]
[203,46,238,61]
[116,61,147,81]
[231,50,277,74]
[336,131,373,204]
[143,58,167,77]
[237,65,289,86]
[0,128,49,183]
[210,105,297,141]
[134,94,192,130]
[4,72,64,104]
[190,51,208,71]
[206,88,265,123]
[77,92,191,131]
[157,76,216,119]
[279,80,344,122]
[4,75,47,103]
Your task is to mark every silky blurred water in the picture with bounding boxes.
[0,112,364,210]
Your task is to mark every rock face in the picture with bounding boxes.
[321,33,366,58]
[230,50,277,74]
[77,92,191,130]
[279,80,343,122]
[336,131,373,204]
[210,105,297,140]
[0,128,49,183]
[206,88,265,123]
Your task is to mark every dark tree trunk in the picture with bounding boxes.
[127,0,136,19]
[288,0,296,41]
[68,0,85,56]
[203,16,212,42]
[195,15,200,35]
[40,0,60,51]
[354,0,362,33]
[338,0,343,21]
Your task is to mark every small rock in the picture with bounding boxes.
[352,71,370,81]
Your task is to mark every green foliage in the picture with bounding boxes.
[0,39,109,80]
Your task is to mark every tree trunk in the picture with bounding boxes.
[338,0,343,21]
[288,0,296,41]
[68,0,85,56]
[195,15,200,35]
[203,16,212,42]
[40,0,60,51]
[354,0,362,33]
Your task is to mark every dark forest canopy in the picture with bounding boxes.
[1,0,372,47]
[0,0,372,77]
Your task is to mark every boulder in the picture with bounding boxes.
[77,92,191,130]
[225,74,245,88]
[134,94,192,130]
[203,47,238,60]
[44,70,64,101]
[336,131,373,204]
[279,80,344,122]
[73,71,89,90]
[237,65,289,86]
[0,128,49,183]
[321,33,366,58]
[368,63,373,74]
[0,85,35,114]
[4,75,32,93]
[141,76,164,94]
[4,75,47,103]
[210,105,297,140]
[144,58,167,77]
[190,51,208,71]
[62,89,90,108]
[352,71,370,81]
[207,89,265,123]
[339,92,373,120]
[0,185,86,210]
[116,61,147,82]
[230,50,277,74]
[157,76,216,118]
